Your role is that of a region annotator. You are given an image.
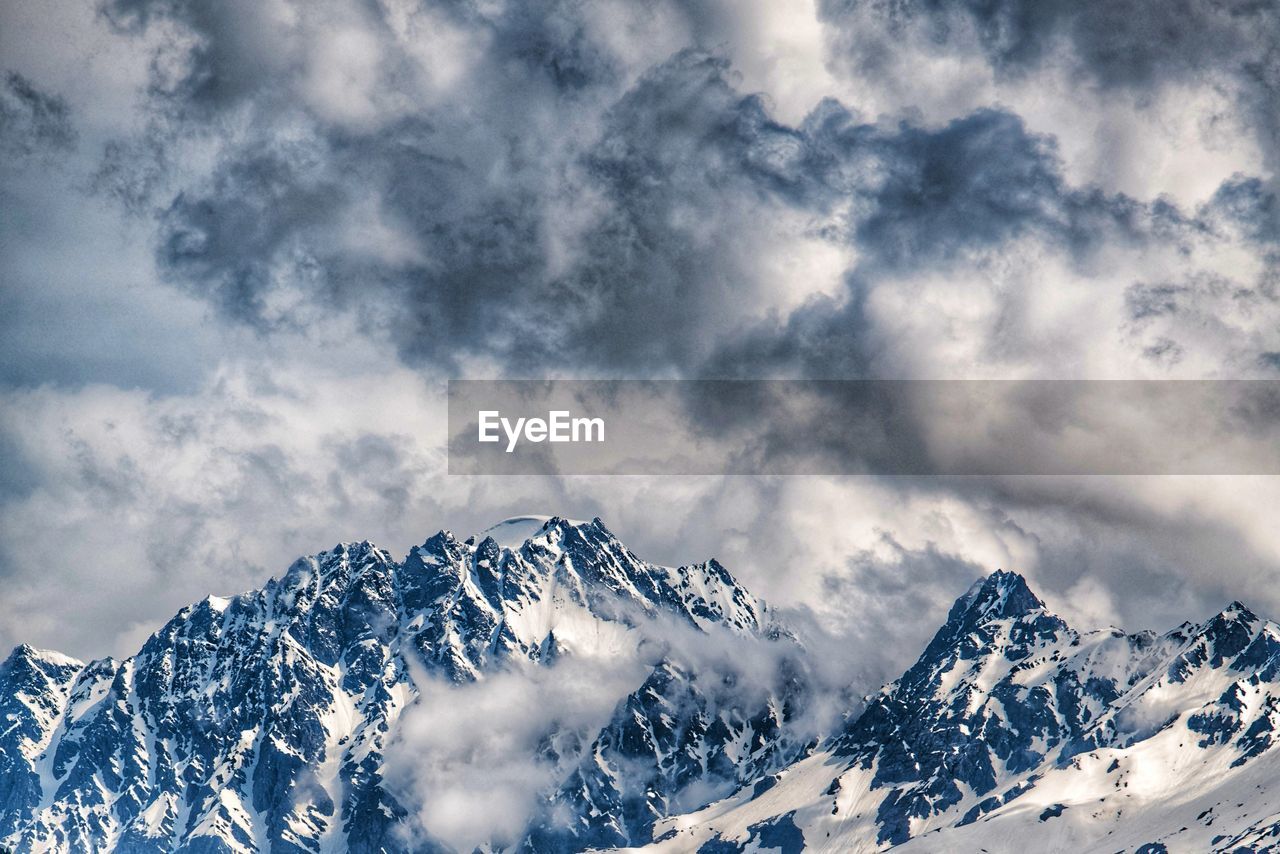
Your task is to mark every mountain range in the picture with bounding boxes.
[2,516,1279,853]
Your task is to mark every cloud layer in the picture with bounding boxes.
[1,0,1279,691]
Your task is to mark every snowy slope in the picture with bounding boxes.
[7,519,1280,853]
[0,645,86,841]
[649,573,1280,853]
[0,517,808,853]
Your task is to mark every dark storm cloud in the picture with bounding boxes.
[0,72,76,158]
[135,45,847,373]
[944,474,1280,631]
[820,0,1280,166]
[78,0,1280,392]
[699,107,1212,379]
[1209,176,1280,245]
[5,0,1279,664]
[97,9,1205,382]
[700,289,873,379]
[100,0,296,114]
[851,0,1272,88]
[159,147,348,327]
[852,110,1069,269]
[1125,282,1188,321]
[547,52,834,370]
[92,131,174,215]
[810,536,990,682]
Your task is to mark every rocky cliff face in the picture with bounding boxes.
[658,571,1280,853]
[0,517,807,853]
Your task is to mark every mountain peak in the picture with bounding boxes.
[331,538,386,557]
[1196,599,1261,646]
[949,569,1045,626]
[0,513,790,853]
[475,514,599,550]
[889,569,1064,703]
[1216,600,1258,623]
[2,644,83,671]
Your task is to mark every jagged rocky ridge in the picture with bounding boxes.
[6,520,1280,853]
[0,517,809,853]
[656,571,1280,853]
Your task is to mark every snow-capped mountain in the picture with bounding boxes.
[0,517,809,852]
[654,571,1280,853]
[5,518,1280,853]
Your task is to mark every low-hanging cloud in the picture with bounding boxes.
[384,596,843,851]
[386,655,649,851]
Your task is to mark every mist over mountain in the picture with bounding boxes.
[3,517,1280,852]
[0,517,814,852]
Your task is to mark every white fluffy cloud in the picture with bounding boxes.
[2,0,1279,689]
[386,656,648,851]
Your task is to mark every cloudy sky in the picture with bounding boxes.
[2,0,1279,684]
